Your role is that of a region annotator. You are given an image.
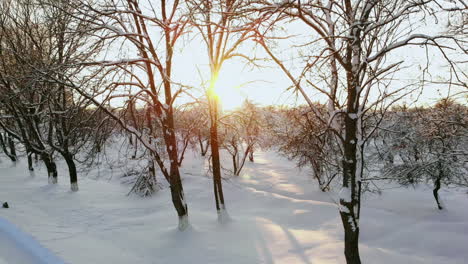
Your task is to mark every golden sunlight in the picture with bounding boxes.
[208,73,246,111]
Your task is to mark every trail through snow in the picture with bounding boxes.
[0,150,467,263]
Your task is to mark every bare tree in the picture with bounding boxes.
[174,104,206,166]
[0,0,59,183]
[37,0,107,191]
[187,0,260,220]
[256,1,467,262]
[382,99,468,209]
[72,0,190,229]
[192,102,211,157]
[0,0,107,191]
[0,128,18,163]
[222,100,263,176]
[267,104,341,191]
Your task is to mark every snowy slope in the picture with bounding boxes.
[0,217,65,264]
[0,150,467,264]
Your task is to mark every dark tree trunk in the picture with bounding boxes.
[169,162,188,227]
[339,111,362,264]
[177,138,190,167]
[232,153,238,176]
[209,99,226,216]
[433,178,443,210]
[202,142,210,156]
[64,153,78,192]
[338,36,362,263]
[248,148,254,162]
[8,136,17,160]
[42,154,58,184]
[161,78,189,229]
[96,140,102,153]
[199,138,209,157]
[236,146,251,176]
[0,133,16,162]
[131,137,137,159]
[27,151,34,171]
[164,123,188,229]
[149,159,156,180]
[199,139,205,156]
[341,221,360,264]
[433,163,443,210]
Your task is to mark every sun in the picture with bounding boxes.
[216,84,245,111]
[208,73,246,111]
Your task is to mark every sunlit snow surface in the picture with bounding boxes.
[0,148,467,264]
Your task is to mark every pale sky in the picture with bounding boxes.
[170,18,466,111]
[103,4,466,111]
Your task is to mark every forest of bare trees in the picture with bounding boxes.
[0,0,466,263]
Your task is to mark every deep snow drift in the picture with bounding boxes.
[0,149,467,264]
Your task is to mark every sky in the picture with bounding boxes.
[102,2,467,111]
[169,18,466,111]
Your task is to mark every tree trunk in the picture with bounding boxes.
[248,149,254,162]
[42,154,58,184]
[433,178,443,210]
[209,99,226,219]
[433,163,443,210]
[341,220,361,264]
[149,159,156,181]
[311,159,325,191]
[339,111,362,264]
[166,134,188,229]
[202,141,210,156]
[161,116,188,229]
[199,138,209,156]
[178,138,190,167]
[8,136,17,160]
[161,98,189,230]
[27,151,34,171]
[0,133,16,162]
[236,146,251,176]
[148,159,158,193]
[232,153,238,176]
[339,36,362,263]
[199,139,205,156]
[64,153,78,192]
[169,165,188,229]
[96,139,102,153]
[131,137,137,159]
[198,139,205,157]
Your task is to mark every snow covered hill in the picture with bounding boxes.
[0,150,467,264]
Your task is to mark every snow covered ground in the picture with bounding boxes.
[0,217,64,264]
[0,149,467,264]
